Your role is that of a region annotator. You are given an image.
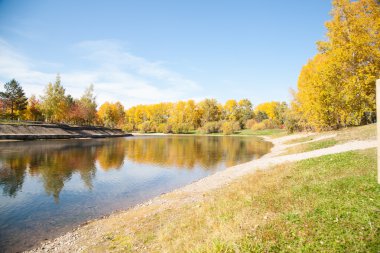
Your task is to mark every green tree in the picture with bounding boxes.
[238,99,254,128]
[0,79,28,119]
[40,75,69,122]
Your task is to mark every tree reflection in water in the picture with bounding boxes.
[0,136,271,200]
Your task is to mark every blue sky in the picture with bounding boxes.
[0,0,331,108]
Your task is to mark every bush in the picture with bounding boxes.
[156,123,172,133]
[245,119,256,129]
[284,111,303,133]
[251,119,281,131]
[172,123,192,134]
[222,121,240,135]
[199,121,222,134]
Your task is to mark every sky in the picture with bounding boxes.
[0,0,332,108]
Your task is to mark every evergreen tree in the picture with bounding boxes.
[0,79,28,119]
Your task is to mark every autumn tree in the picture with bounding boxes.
[255,102,284,121]
[25,95,44,121]
[238,99,254,127]
[0,98,6,118]
[168,100,199,133]
[0,79,28,119]
[294,0,380,130]
[97,101,125,128]
[224,99,239,122]
[198,98,222,126]
[68,85,97,125]
[79,84,97,124]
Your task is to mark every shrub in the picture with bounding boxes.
[284,111,303,133]
[251,119,281,131]
[172,123,192,134]
[199,121,222,134]
[156,123,172,133]
[245,119,256,129]
[222,121,240,135]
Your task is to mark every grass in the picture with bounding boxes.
[283,135,317,145]
[283,139,339,155]
[100,148,379,252]
[284,124,376,145]
[334,123,376,142]
[282,124,376,155]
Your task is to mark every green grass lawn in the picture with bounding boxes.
[103,148,379,252]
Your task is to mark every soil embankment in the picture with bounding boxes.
[0,123,131,140]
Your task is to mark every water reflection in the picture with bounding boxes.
[0,139,122,201]
[0,137,271,201]
[124,136,271,169]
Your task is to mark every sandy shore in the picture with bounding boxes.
[26,133,377,252]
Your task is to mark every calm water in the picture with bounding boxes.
[0,135,272,252]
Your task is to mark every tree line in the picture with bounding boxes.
[2,0,378,133]
[0,75,288,134]
[124,99,288,134]
[0,75,98,126]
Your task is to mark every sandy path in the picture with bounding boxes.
[26,133,376,253]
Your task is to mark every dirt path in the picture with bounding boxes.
[26,133,377,253]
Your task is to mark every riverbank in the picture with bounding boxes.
[131,128,287,137]
[27,124,379,252]
[0,123,131,140]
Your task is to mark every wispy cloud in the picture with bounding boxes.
[0,39,201,107]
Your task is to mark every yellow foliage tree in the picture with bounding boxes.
[255,102,280,120]
[295,0,380,130]
[97,101,125,128]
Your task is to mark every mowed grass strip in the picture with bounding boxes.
[102,149,379,253]
[282,139,338,155]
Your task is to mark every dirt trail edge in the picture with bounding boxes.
[26,133,377,253]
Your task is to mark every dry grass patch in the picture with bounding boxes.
[282,124,376,155]
[283,135,317,145]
